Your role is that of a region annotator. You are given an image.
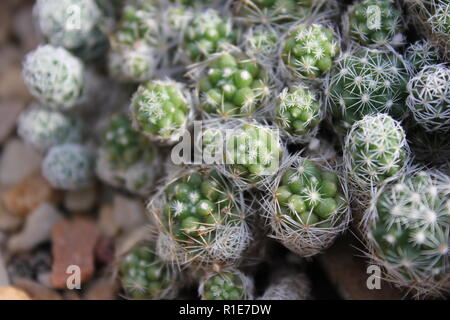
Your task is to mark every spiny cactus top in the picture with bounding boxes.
[131,79,192,144]
[368,170,450,297]
[42,143,94,190]
[243,25,278,64]
[275,85,322,141]
[108,2,160,82]
[183,9,236,63]
[96,113,160,195]
[200,270,252,300]
[153,168,252,267]
[34,0,110,60]
[405,40,442,73]
[119,243,178,299]
[23,45,85,111]
[326,48,409,132]
[345,0,404,47]
[282,24,340,80]
[197,52,271,118]
[262,155,350,257]
[344,114,408,200]
[428,0,450,36]
[406,64,450,133]
[17,105,82,153]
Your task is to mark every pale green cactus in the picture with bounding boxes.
[199,269,253,300]
[404,40,442,73]
[243,25,279,66]
[33,0,112,60]
[23,45,85,111]
[96,113,162,196]
[119,242,179,299]
[17,104,82,152]
[326,47,409,132]
[130,79,192,144]
[345,0,405,48]
[150,167,252,268]
[367,169,450,298]
[281,23,340,80]
[343,114,409,203]
[406,64,450,133]
[42,143,95,190]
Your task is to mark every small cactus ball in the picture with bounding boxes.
[406,64,450,133]
[347,0,404,47]
[22,45,85,111]
[198,52,271,118]
[131,80,191,143]
[275,86,321,138]
[276,159,346,227]
[96,113,160,195]
[120,243,177,299]
[344,114,408,197]
[183,9,236,62]
[157,168,251,266]
[33,0,110,60]
[17,105,82,152]
[244,26,278,62]
[326,48,408,132]
[200,270,251,300]
[405,40,441,73]
[368,170,450,297]
[282,24,340,79]
[42,143,94,190]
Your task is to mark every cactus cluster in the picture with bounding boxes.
[23,45,85,111]
[345,0,405,47]
[326,47,409,132]
[263,155,350,256]
[343,114,409,204]
[406,64,450,133]
[405,40,442,73]
[151,168,252,267]
[199,269,253,300]
[42,143,94,190]
[96,114,161,195]
[17,105,82,152]
[130,80,192,144]
[119,242,179,299]
[33,0,111,60]
[367,170,450,297]
[243,25,279,66]
[281,23,340,80]
[274,85,322,141]
[196,52,272,118]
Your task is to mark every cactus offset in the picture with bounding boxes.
[404,40,442,73]
[199,269,253,300]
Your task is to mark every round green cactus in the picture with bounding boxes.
[281,23,340,79]
[42,143,94,190]
[23,45,85,111]
[274,85,322,141]
[151,168,252,267]
[130,79,192,144]
[182,9,237,63]
[404,40,442,73]
[197,52,272,118]
[17,104,82,152]
[345,0,405,47]
[33,0,111,60]
[199,269,253,300]
[367,169,450,297]
[263,155,350,256]
[108,2,162,82]
[326,47,409,132]
[406,64,450,133]
[343,114,409,203]
[119,242,178,299]
[96,113,161,195]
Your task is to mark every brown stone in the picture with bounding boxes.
[0,100,24,144]
[0,191,23,232]
[51,219,99,289]
[2,172,61,216]
[112,195,147,234]
[0,64,32,102]
[83,277,118,300]
[318,235,406,300]
[0,286,31,300]
[13,278,63,300]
